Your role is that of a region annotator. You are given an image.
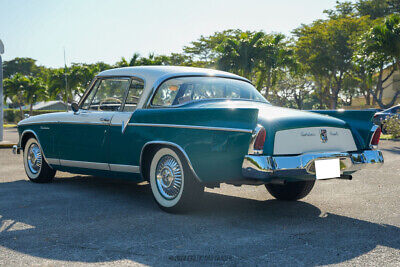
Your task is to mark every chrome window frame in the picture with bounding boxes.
[122,77,146,112]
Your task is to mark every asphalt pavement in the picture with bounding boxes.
[0,128,399,266]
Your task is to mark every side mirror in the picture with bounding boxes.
[71,102,79,113]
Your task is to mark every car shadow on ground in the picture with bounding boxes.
[381,146,400,155]
[0,175,399,265]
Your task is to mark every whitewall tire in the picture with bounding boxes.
[149,147,204,213]
[23,138,56,183]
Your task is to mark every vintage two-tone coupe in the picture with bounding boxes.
[13,66,384,212]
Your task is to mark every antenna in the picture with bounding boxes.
[64,47,68,111]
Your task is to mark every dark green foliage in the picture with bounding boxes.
[2,0,400,112]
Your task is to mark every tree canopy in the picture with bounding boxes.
[3,0,400,113]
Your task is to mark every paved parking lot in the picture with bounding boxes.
[0,128,399,266]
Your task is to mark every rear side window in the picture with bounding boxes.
[151,76,267,107]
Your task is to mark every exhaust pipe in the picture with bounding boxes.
[338,174,352,180]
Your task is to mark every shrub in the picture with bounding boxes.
[384,116,400,138]
[3,109,63,124]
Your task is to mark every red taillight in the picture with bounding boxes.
[254,127,266,151]
[371,127,381,146]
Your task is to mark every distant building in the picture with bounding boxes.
[351,67,400,108]
[23,101,68,111]
[381,68,400,101]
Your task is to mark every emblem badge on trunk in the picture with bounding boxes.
[320,129,328,143]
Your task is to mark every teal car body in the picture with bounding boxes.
[15,66,384,186]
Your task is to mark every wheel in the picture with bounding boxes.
[149,147,204,213]
[265,180,315,201]
[23,138,56,183]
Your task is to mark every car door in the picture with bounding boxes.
[56,77,131,169]
[105,78,145,172]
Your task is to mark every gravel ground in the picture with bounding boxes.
[0,129,399,266]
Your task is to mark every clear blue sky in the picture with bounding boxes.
[1,0,352,68]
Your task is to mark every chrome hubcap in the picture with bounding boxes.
[27,143,42,174]
[155,155,182,200]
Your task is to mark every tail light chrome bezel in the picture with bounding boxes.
[248,125,266,155]
[369,125,381,150]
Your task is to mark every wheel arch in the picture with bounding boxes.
[20,129,53,168]
[139,141,201,182]
[20,130,40,151]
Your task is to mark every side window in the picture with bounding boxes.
[152,79,181,106]
[123,79,145,112]
[84,78,130,112]
[81,80,101,110]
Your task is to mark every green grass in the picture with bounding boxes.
[381,134,398,140]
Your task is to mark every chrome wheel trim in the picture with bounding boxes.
[27,143,42,174]
[155,155,182,200]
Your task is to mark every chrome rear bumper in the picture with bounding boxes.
[242,150,384,180]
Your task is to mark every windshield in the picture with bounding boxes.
[151,76,268,107]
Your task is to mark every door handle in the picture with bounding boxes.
[100,117,111,122]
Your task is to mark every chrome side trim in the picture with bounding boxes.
[58,121,108,125]
[18,121,58,126]
[127,123,252,133]
[19,121,112,126]
[60,159,110,170]
[109,164,140,173]
[46,158,61,165]
[140,141,202,182]
[242,150,384,180]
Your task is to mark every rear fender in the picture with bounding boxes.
[129,108,259,182]
[310,110,376,150]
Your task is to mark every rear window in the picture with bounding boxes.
[151,76,267,107]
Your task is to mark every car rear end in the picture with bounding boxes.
[242,107,384,183]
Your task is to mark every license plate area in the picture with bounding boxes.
[315,158,340,180]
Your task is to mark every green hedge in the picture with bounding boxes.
[3,109,63,124]
[384,116,400,138]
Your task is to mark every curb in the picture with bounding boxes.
[0,142,17,148]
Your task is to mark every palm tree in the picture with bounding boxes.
[25,77,47,115]
[256,34,293,97]
[216,31,265,79]
[4,73,30,119]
